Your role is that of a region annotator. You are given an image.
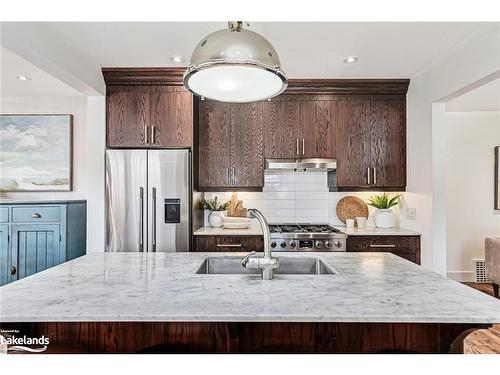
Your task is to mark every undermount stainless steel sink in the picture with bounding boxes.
[195,256,336,275]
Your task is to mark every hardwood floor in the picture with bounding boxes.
[463,282,496,297]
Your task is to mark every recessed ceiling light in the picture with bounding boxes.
[170,55,185,64]
[343,56,359,64]
[17,75,31,81]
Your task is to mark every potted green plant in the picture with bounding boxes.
[200,196,230,228]
[367,193,400,228]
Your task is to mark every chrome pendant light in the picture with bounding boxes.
[183,22,287,103]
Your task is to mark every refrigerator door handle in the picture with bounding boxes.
[139,187,144,251]
[152,187,157,252]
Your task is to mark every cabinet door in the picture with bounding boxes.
[300,100,337,158]
[106,90,149,147]
[370,100,406,188]
[193,235,264,252]
[12,224,62,281]
[230,103,264,188]
[150,90,193,147]
[264,99,301,159]
[0,224,10,286]
[336,100,371,187]
[198,102,231,188]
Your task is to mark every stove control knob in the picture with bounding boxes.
[289,241,296,248]
[315,241,324,249]
[271,241,277,249]
[324,241,332,249]
[280,241,287,248]
[334,241,343,249]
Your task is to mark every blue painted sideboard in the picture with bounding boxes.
[0,200,86,286]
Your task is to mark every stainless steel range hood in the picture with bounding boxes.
[265,158,337,172]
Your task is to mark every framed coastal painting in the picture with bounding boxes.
[0,114,73,192]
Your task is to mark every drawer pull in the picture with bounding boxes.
[370,244,396,248]
[31,212,42,218]
[217,244,243,248]
[10,265,16,275]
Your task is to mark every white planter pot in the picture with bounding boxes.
[373,209,396,229]
[208,211,226,228]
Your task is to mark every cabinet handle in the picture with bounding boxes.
[302,138,305,156]
[31,212,41,218]
[217,244,243,248]
[367,168,371,185]
[232,167,236,185]
[296,139,299,156]
[10,265,16,275]
[373,167,377,185]
[150,126,156,145]
[144,124,148,144]
[226,168,230,185]
[152,187,157,252]
[139,187,144,251]
[370,244,396,248]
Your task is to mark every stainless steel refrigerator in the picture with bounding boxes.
[105,149,191,252]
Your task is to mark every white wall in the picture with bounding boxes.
[445,112,500,281]
[0,96,106,251]
[404,24,500,273]
[204,172,400,227]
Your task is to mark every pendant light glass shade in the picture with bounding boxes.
[183,22,287,103]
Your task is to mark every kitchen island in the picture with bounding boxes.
[1,252,499,353]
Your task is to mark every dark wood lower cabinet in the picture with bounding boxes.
[347,235,421,265]
[3,321,486,353]
[193,235,264,252]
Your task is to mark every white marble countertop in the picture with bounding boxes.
[194,226,262,236]
[1,252,498,323]
[335,226,421,236]
[194,225,420,236]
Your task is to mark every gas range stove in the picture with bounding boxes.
[268,224,346,252]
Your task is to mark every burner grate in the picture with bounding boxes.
[269,224,339,234]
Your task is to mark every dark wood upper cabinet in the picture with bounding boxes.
[336,99,371,188]
[300,100,337,159]
[198,101,264,190]
[106,90,149,147]
[369,99,406,188]
[231,103,264,188]
[149,89,193,147]
[335,96,406,191]
[264,98,302,159]
[103,68,193,148]
[198,102,231,188]
[264,97,337,160]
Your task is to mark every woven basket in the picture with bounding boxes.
[336,196,369,224]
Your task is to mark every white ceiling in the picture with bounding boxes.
[446,77,500,111]
[1,22,487,95]
[1,47,83,97]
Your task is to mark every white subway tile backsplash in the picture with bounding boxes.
[202,172,398,226]
[264,173,296,183]
[263,199,295,209]
[295,183,329,192]
[294,172,327,183]
[263,183,296,192]
[295,200,327,209]
[262,191,295,200]
[296,191,329,200]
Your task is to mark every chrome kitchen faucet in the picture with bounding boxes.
[241,209,279,280]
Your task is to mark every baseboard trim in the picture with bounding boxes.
[447,271,474,282]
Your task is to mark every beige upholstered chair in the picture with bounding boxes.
[485,237,500,298]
